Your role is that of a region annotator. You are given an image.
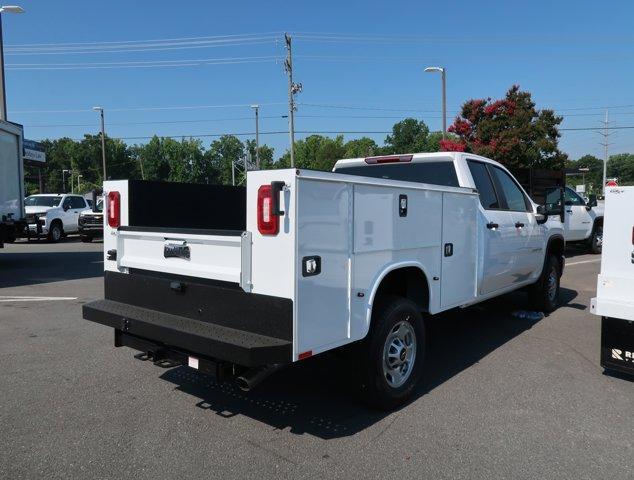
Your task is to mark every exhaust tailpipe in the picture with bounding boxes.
[235,364,282,392]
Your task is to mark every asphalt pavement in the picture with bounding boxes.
[0,238,632,480]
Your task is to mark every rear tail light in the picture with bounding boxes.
[257,185,279,235]
[107,191,120,228]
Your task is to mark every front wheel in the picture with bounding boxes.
[47,222,63,243]
[528,254,561,313]
[589,226,602,254]
[359,296,425,410]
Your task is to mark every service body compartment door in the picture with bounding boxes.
[440,192,478,308]
[295,179,352,355]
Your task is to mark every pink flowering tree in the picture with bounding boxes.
[440,85,567,169]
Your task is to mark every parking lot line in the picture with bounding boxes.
[566,258,601,266]
[0,296,78,302]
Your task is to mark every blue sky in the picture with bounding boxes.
[3,0,634,160]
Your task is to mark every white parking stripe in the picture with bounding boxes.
[0,296,78,302]
[566,259,601,266]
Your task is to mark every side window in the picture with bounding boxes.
[71,197,86,209]
[491,167,529,212]
[564,187,585,206]
[467,160,499,209]
[62,197,72,209]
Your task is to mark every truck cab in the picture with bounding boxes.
[546,186,603,253]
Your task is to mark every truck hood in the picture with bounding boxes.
[592,204,605,217]
[25,206,57,215]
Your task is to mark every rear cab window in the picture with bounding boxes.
[334,161,459,187]
[467,160,500,209]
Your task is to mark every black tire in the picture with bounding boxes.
[528,254,561,313]
[359,296,425,410]
[47,221,63,243]
[81,235,93,243]
[589,225,602,254]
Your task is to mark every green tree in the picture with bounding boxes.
[343,137,379,158]
[384,118,432,154]
[245,139,275,169]
[566,154,603,191]
[277,135,347,171]
[608,153,634,185]
[442,85,568,169]
[206,135,245,184]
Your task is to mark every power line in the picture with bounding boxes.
[6,56,282,71]
[5,32,282,48]
[10,102,287,114]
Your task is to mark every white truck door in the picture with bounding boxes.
[69,196,86,232]
[564,187,593,241]
[488,165,543,279]
[60,197,74,231]
[467,160,520,294]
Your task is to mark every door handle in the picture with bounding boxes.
[566,210,572,214]
[515,222,525,228]
[486,222,499,229]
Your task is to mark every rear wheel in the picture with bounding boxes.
[359,296,425,410]
[589,225,603,254]
[528,254,561,313]
[47,221,63,243]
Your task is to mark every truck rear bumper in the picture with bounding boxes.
[601,316,634,377]
[83,299,292,367]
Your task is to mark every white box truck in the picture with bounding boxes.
[591,186,634,377]
[0,120,26,248]
[83,152,566,409]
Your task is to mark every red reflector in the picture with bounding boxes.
[107,191,120,228]
[365,154,413,164]
[257,185,279,235]
[298,350,312,360]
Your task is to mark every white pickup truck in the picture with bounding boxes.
[83,152,565,409]
[25,193,89,242]
[591,187,634,378]
[547,186,603,253]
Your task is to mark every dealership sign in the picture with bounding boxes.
[23,139,46,163]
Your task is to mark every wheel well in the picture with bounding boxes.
[547,236,565,274]
[594,217,604,229]
[373,267,429,312]
[50,218,63,231]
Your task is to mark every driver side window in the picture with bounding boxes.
[564,188,585,206]
[62,197,72,209]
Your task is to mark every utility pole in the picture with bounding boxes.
[284,33,302,168]
[0,6,25,121]
[251,104,260,169]
[138,155,145,180]
[93,107,107,181]
[598,109,611,196]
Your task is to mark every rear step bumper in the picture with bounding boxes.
[83,299,292,367]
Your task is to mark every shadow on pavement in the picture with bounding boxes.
[0,250,103,288]
[159,289,566,439]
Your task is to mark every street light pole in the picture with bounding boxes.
[424,66,446,138]
[251,104,260,169]
[93,106,107,181]
[62,169,71,193]
[0,5,25,121]
[77,174,83,192]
